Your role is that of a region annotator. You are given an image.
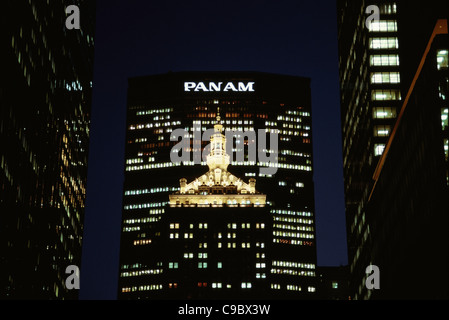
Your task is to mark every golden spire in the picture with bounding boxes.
[216,106,221,123]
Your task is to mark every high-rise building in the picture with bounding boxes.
[0,1,95,299]
[337,0,448,299]
[118,71,318,299]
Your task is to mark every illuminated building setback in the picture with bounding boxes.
[118,72,317,299]
[337,0,448,299]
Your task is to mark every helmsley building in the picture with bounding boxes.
[117,72,317,299]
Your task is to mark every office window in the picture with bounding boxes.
[443,139,448,161]
[374,144,386,156]
[241,282,252,289]
[437,50,448,70]
[217,262,222,269]
[168,283,178,289]
[371,72,400,84]
[373,107,397,119]
[372,89,401,101]
[379,3,397,14]
[370,54,399,66]
[368,20,397,32]
[442,108,448,130]
[374,125,391,137]
[332,281,339,289]
[212,283,222,289]
[169,233,179,239]
[369,37,398,49]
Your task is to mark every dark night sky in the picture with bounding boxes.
[79,0,348,300]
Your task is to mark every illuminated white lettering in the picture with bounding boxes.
[223,82,238,91]
[238,82,255,91]
[194,82,208,91]
[184,82,255,92]
[184,82,196,91]
[209,82,223,91]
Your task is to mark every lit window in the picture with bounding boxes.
[437,50,448,70]
[374,125,391,137]
[332,281,338,289]
[369,37,398,49]
[370,54,399,66]
[368,20,397,32]
[372,89,401,101]
[373,107,397,119]
[241,282,252,289]
[374,144,386,156]
[168,283,178,289]
[442,108,448,130]
[379,3,397,14]
[212,283,222,289]
[443,139,448,164]
[371,72,400,84]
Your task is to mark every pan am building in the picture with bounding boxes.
[118,71,317,299]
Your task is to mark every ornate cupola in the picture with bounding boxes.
[169,108,265,207]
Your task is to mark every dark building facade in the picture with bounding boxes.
[118,71,318,299]
[316,266,349,300]
[367,20,448,299]
[337,0,448,299]
[0,1,95,299]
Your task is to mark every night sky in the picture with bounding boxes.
[79,0,348,300]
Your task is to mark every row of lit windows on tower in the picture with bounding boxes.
[122,283,316,293]
[169,222,265,230]
[125,161,312,172]
[368,13,400,158]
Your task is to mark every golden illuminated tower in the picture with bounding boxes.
[169,110,266,207]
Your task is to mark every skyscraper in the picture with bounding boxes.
[118,71,318,299]
[337,0,448,299]
[0,1,95,299]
